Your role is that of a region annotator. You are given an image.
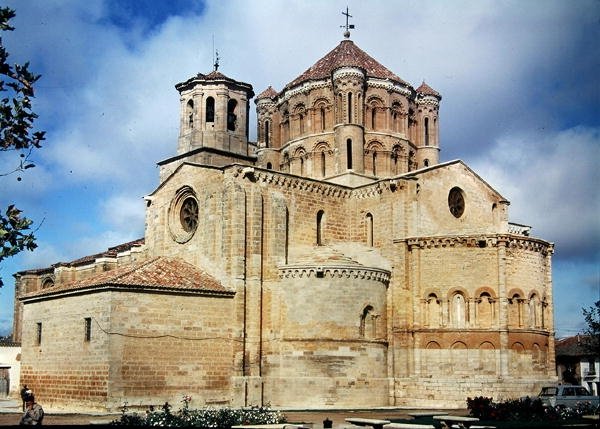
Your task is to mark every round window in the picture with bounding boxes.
[180,197,199,233]
[448,187,465,218]
[168,187,199,243]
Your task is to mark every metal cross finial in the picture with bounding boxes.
[212,34,219,71]
[341,6,355,38]
[214,50,220,71]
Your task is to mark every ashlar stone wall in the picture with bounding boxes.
[20,290,235,412]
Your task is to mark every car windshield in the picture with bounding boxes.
[540,387,558,396]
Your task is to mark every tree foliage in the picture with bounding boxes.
[0,7,45,286]
[581,300,600,355]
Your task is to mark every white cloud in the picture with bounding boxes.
[471,126,600,259]
[100,193,146,232]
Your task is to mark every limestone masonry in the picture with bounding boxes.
[12,33,556,412]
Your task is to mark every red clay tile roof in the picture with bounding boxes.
[16,239,145,275]
[555,335,596,357]
[66,238,145,267]
[256,86,278,100]
[416,81,441,98]
[21,257,233,300]
[205,70,232,81]
[175,71,254,95]
[286,39,408,89]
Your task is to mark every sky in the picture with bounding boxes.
[0,0,598,339]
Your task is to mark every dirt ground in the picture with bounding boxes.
[0,408,456,426]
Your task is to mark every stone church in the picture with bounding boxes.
[12,31,556,411]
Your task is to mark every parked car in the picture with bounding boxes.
[537,385,600,407]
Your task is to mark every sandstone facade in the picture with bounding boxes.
[13,35,556,412]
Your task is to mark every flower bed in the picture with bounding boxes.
[467,396,599,427]
[111,395,287,427]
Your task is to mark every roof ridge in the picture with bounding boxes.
[285,39,408,90]
[108,256,161,283]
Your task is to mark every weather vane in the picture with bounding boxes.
[212,35,220,71]
[341,6,355,38]
[214,50,220,71]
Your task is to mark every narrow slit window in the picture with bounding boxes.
[372,152,377,175]
[347,92,352,123]
[84,317,92,342]
[371,108,376,129]
[424,117,430,146]
[347,139,353,169]
[316,210,324,246]
[265,120,270,147]
[186,99,194,128]
[36,322,42,345]
[366,213,374,246]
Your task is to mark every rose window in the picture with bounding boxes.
[180,197,199,233]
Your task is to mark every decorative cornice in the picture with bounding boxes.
[367,78,412,97]
[416,94,440,107]
[228,164,415,199]
[280,80,331,103]
[279,264,390,284]
[333,66,365,81]
[281,336,388,345]
[401,234,553,255]
[229,166,353,198]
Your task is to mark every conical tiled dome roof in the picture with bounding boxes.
[286,39,408,89]
[256,85,278,100]
[416,81,441,98]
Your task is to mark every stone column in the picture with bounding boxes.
[243,187,264,405]
[497,237,509,377]
[545,245,556,376]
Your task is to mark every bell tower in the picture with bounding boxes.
[174,62,254,164]
[415,82,441,168]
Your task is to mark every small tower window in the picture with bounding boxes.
[186,99,194,128]
[347,92,353,123]
[299,113,304,135]
[320,107,326,131]
[347,139,353,169]
[227,99,237,131]
[266,162,272,170]
[424,159,430,167]
[321,151,326,177]
[206,97,215,123]
[264,120,270,147]
[424,117,430,146]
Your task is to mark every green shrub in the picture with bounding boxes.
[467,396,599,422]
[111,396,287,427]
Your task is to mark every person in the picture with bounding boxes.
[20,385,28,412]
[19,391,43,425]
